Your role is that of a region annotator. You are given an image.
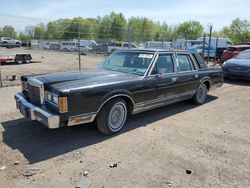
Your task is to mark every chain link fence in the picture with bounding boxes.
[0,14,218,87]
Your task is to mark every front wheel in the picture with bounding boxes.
[96,98,127,135]
[192,83,208,104]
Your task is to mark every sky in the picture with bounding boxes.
[0,0,250,31]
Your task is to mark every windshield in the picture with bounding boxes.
[97,51,154,75]
[235,50,250,59]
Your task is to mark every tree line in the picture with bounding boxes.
[0,12,249,44]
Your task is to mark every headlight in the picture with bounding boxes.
[222,62,227,66]
[45,92,58,105]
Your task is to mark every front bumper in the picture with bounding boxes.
[14,93,60,129]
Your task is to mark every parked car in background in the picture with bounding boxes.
[145,41,172,49]
[78,45,91,55]
[107,42,137,53]
[221,45,250,62]
[41,42,51,50]
[222,49,250,80]
[50,42,61,51]
[0,37,21,45]
[80,39,97,51]
[60,41,78,52]
[0,37,21,48]
[14,49,223,135]
[240,42,250,45]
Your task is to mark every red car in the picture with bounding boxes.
[221,45,250,62]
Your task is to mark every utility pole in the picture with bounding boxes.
[78,22,81,70]
[207,25,212,63]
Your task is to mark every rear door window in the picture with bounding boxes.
[177,54,194,72]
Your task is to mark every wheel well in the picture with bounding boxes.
[203,80,211,91]
[98,95,134,115]
[120,96,134,115]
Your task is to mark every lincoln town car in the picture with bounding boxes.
[15,49,223,135]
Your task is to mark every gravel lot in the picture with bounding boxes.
[0,47,250,188]
[0,47,104,86]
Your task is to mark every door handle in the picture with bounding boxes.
[172,77,178,82]
[194,74,199,78]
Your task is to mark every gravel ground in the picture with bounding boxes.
[0,47,104,86]
[0,47,250,188]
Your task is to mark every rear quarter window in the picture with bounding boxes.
[192,53,208,70]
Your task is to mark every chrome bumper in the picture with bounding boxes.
[14,93,60,129]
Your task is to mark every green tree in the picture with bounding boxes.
[34,23,46,39]
[23,26,35,39]
[176,20,204,39]
[97,15,112,40]
[158,22,175,41]
[229,18,250,43]
[46,19,71,40]
[110,12,126,40]
[128,17,157,42]
[0,25,17,38]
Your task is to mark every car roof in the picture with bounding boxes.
[230,45,250,48]
[116,48,191,53]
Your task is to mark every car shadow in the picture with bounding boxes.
[1,95,217,164]
[224,78,250,86]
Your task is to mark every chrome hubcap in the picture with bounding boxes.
[197,85,206,103]
[108,102,127,131]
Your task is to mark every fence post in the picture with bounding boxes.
[202,34,206,61]
[207,25,212,63]
[215,37,219,59]
[0,62,2,87]
[78,22,81,70]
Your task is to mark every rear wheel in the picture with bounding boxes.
[15,56,24,64]
[24,55,31,63]
[192,83,208,104]
[96,98,127,135]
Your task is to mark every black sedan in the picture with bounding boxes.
[15,49,223,135]
[222,49,250,80]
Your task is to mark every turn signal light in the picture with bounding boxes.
[59,97,68,113]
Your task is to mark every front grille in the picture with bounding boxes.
[228,66,249,73]
[28,84,41,105]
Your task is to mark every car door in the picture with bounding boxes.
[176,53,200,95]
[143,53,179,109]
[7,38,14,44]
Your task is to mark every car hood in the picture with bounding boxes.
[225,58,250,67]
[31,69,141,92]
